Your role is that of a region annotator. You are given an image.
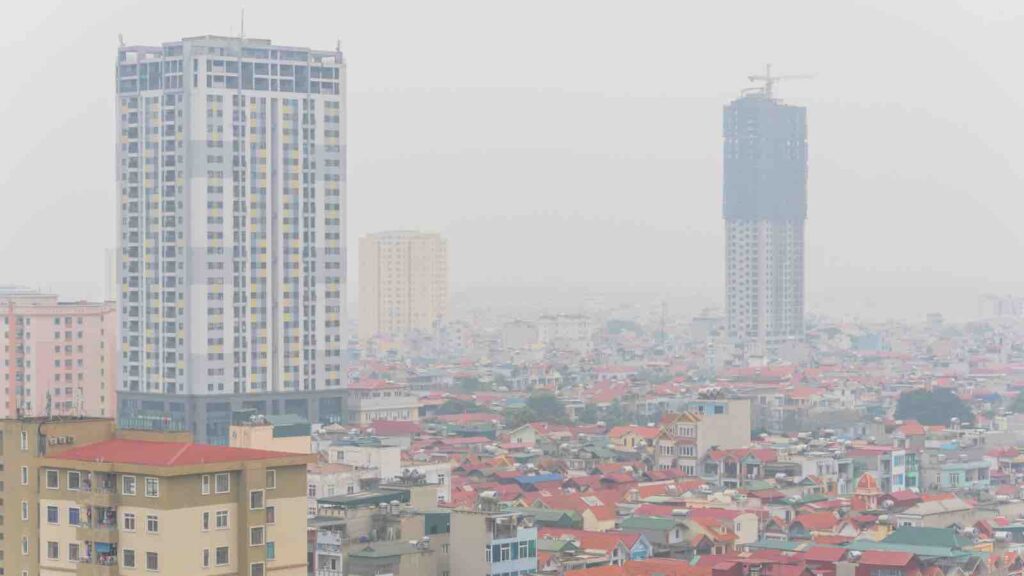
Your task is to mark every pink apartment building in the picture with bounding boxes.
[0,288,116,418]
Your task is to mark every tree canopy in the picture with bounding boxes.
[503,392,567,428]
[525,391,566,422]
[436,398,485,415]
[895,388,974,426]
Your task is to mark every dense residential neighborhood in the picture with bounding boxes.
[3,3,1020,576]
[290,309,1024,576]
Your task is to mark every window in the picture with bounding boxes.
[250,562,265,576]
[202,511,210,530]
[20,466,28,485]
[21,537,28,555]
[485,545,491,562]
[147,514,159,533]
[20,431,27,451]
[146,551,158,571]
[519,541,529,558]
[144,477,159,497]
[215,473,229,494]
[201,475,211,495]
[47,541,59,560]
[21,500,28,521]
[500,543,511,561]
[123,512,136,531]
[47,505,58,524]
[122,475,137,496]
[67,471,80,491]
[266,541,275,561]
[203,549,210,568]
[250,489,264,510]
[250,526,265,546]
[266,505,275,524]
[123,549,136,568]
[69,507,81,526]
[69,542,80,562]
[215,546,229,566]
[46,469,59,489]
[216,510,228,529]
[266,469,276,489]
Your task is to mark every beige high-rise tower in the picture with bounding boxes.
[359,232,448,341]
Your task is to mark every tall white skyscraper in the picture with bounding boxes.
[116,36,346,443]
[723,83,807,353]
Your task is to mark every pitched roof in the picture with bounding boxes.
[799,546,848,562]
[858,550,915,567]
[538,528,641,553]
[45,439,301,467]
[621,515,682,531]
[623,558,713,576]
[609,425,662,440]
[566,566,626,576]
[882,527,969,549]
[791,511,838,532]
[899,498,971,516]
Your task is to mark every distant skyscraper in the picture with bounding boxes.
[723,81,807,350]
[116,36,347,443]
[358,231,449,341]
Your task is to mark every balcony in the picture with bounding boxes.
[77,522,118,541]
[77,506,118,541]
[78,561,118,576]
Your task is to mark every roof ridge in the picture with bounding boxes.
[168,442,193,465]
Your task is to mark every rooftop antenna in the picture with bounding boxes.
[118,34,125,47]
[746,63,815,99]
[240,9,245,40]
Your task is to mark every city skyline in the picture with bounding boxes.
[5,1,1024,323]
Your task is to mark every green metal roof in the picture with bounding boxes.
[266,414,312,437]
[843,540,975,559]
[883,527,969,549]
[793,493,829,505]
[538,538,579,553]
[505,507,581,526]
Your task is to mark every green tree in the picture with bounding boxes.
[577,404,600,424]
[1009,392,1024,413]
[437,398,484,415]
[526,392,566,422]
[504,407,536,429]
[895,388,975,426]
[456,377,484,393]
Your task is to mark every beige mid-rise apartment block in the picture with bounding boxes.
[358,232,448,341]
[0,417,312,576]
[0,288,117,419]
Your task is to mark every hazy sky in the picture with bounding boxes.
[3,0,1024,320]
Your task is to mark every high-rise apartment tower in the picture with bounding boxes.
[723,83,807,350]
[358,231,449,341]
[116,36,347,442]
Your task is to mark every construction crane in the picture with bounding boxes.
[746,64,814,99]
